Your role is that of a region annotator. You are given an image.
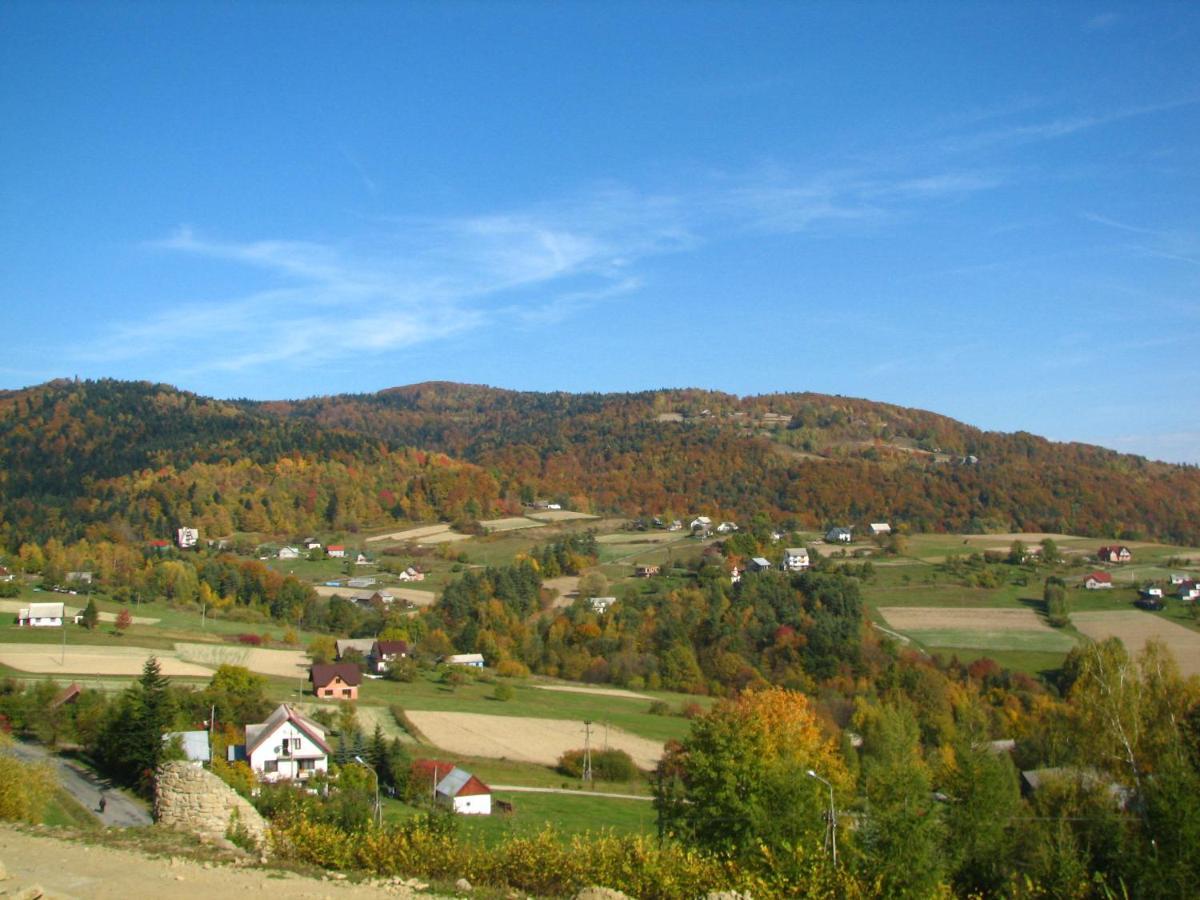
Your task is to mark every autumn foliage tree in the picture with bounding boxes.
[654,688,850,861]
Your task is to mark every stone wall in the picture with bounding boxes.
[155,761,270,851]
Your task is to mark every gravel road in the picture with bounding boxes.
[3,740,152,827]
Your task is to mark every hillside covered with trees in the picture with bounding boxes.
[2,378,1199,548]
[267,381,1200,545]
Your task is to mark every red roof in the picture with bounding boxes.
[412,759,457,782]
[1085,572,1113,583]
[374,640,408,656]
[309,662,363,688]
[327,545,345,551]
[149,539,170,548]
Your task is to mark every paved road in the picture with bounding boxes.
[490,783,652,801]
[4,740,152,826]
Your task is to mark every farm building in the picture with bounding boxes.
[868,523,891,536]
[413,760,492,815]
[1097,545,1132,564]
[17,602,72,627]
[826,527,853,543]
[1083,572,1114,590]
[748,557,773,573]
[335,638,376,660]
[277,546,301,560]
[310,663,362,700]
[635,565,661,578]
[164,730,211,766]
[445,653,486,668]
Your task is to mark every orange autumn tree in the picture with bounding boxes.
[653,687,851,861]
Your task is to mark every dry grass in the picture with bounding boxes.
[404,710,665,769]
[878,607,1055,632]
[532,684,653,701]
[1072,611,1200,677]
[366,524,471,544]
[525,510,598,522]
[0,644,214,677]
[174,642,309,678]
[595,532,679,545]
[479,517,546,532]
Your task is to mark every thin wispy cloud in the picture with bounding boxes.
[1084,212,1200,267]
[938,96,1200,154]
[87,161,1003,377]
[1085,12,1119,32]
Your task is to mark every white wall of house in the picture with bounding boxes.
[451,793,491,815]
[249,721,328,783]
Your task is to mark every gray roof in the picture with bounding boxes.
[436,767,473,798]
[336,638,376,658]
[165,730,211,763]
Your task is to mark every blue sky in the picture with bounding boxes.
[2,2,1198,462]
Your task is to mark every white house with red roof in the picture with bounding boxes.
[413,759,492,815]
[1097,546,1132,564]
[239,703,331,782]
[327,545,347,558]
[1083,572,1114,590]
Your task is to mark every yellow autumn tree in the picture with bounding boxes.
[654,687,850,861]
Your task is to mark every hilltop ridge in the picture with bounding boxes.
[1,378,1197,546]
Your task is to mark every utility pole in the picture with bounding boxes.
[807,769,837,867]
[582,720,593,784]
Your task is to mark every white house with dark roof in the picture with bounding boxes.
[238,704,330,783]
[17,602,70,627]
[781,548,810,572]
[826,527,853,543]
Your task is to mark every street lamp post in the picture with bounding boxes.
[807,768,837,867]
[353,755,381,828]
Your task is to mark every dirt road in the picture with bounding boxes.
[3,741,151,827]
[0,826,436,898]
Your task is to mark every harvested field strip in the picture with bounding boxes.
[404,710,665,769]
[0,644,214,677]
[526,510,598,522]
[904,629,1076,653]
[366,524,452,542]
[595,532,679,544]
[174,642,309,678]
[1073,611,1200,677]
[479,517,546,532]
[878,606,1055,632]
[532,684,654,701]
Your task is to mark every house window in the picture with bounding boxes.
[342,689,352,698]
[298,758,316,772]
[292,737,302,750]
[264,760,278,774]
[323,689,333,697]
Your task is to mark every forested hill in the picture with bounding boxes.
[1,378,1198,547]
[262,381,1200,545]
[0,380,502,545]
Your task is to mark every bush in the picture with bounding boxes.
[385,657,418,682]
[556,748,640,782]
[0,750,55,822]
[236,633,264,646]
[648,700,671,716]
[493,682,514,702]
[495,659,530,678]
